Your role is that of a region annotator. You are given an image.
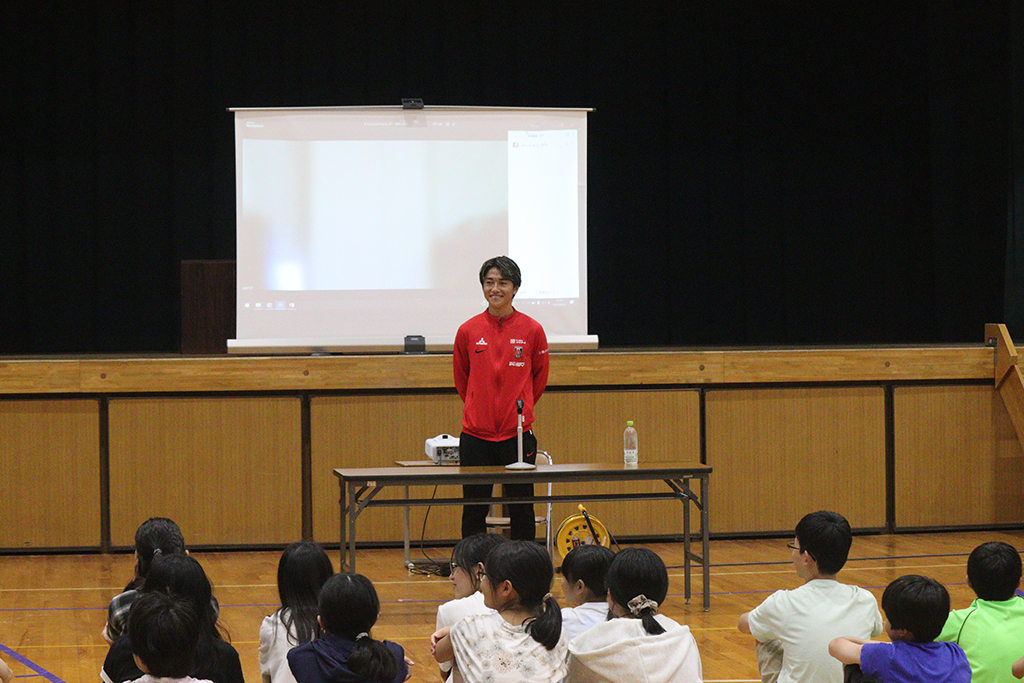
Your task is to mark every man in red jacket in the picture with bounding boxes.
[453,256,549,541]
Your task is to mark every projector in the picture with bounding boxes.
[425,434,460,465]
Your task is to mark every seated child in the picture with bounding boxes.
[567,547,702,683]
[127,590,213,683]
[737,510,883,683]
[260,541,334,683]
[559,544,615,642]
[936,541,1024,683]
[287,573,409,683]
[435,533,508,683]
[104,517,189,643]
[432,540,568,683]
[101,554,244,683]
[829,574,970,683]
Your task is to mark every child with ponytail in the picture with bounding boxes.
[567,547,702,683]
[431,540,568,683]
[287,573,409,683]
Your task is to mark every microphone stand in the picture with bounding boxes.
[505,399,535,470]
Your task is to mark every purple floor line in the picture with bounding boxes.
[0,642,67,683]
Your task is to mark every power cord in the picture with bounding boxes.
[406,485,452,577]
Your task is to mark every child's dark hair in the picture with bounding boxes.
[881,574,950,642]
[561,544,616,599]
[319,573,398,683]
[277,541,334,645]
[484,541,562,650]
[967,541,1022,601]
[606,548,668,635]
[794,510,852,576]
[142,553,226,665]
[128,591,200,679]
[128,517,185,590]
[452,533,508,590]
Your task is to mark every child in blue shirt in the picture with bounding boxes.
[829,574,969,683]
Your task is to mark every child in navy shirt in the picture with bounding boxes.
[829,574,969,683]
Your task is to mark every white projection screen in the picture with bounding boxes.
[228,106,597,353]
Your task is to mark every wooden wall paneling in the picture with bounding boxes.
[534,389,702,538]
[0,400,100,548]
[893,385,1024,528]
[310,394,465,544]
[705,387,887,534]
[108,397,302,546]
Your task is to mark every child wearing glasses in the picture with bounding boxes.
[737,510,883,683]
[434,533,508,683]
[431,540,567,683]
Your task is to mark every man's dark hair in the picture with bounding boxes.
[478,256,522,289]
[561,544,615,600]
[881,574,950,642]
[794,510,852,576]
[967,541,1022,601]
[128,591,200,679]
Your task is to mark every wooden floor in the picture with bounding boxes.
[1,530,1022,683]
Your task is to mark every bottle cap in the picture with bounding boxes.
[626,420,634,426]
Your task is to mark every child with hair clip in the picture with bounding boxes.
[435,533,509,683]
[567,547,703,683]
[127,591,212,683]
[104,516,190,643]
[287,573,410,683]
[260,541,335,683]
[431,540,568,683]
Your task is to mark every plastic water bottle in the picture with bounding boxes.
[623,420,638,467]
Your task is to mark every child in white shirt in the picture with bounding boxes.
[560,544,615,642]
[435,533,509,683]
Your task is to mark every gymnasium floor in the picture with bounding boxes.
[1,530,1020,683]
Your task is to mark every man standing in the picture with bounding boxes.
[454,256,549,541]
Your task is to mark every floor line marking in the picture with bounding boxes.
[0,642,67,683]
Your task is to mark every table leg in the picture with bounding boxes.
[339,480,348,571]
[702,473,710,611]
[683,478,692,604]
[403,485,411,566]
[348,482,359,573]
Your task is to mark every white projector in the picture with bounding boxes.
[425,434,460,465]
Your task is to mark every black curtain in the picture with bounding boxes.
[0,2,1012,353]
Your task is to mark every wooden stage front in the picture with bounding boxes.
[0,339,1021,552]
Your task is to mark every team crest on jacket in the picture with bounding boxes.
[514,346,523,358]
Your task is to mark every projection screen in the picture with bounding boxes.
[228,106,596,354]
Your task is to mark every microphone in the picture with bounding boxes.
[506,397,535,470]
